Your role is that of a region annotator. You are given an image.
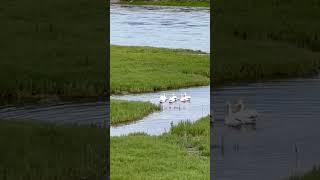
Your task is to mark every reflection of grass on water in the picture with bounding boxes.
[111,116,209,179]
[111,45,209,94]
[214,0,320,86]
[111,100,160,125]
[0,120,107,179]
[118,0,209,7]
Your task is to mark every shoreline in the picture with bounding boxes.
[112,0,209,7]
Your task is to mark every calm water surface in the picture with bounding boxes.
[111,86,210,136]
[111,5,210,52]
[0,102,108,126]
[212,77,320,180]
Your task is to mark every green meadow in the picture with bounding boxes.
[110,100,160,125]
[111,45,210,94]
[0,120,107,180]
[118,0,209,7]
[111,117,210,180]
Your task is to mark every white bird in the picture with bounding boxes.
[184,92,191,101]
[224,102,242,127]
[159,93,167,103]
[179,93,188,102]
[168,94,177,103]
[234,99,258,124]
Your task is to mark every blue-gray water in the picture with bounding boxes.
[111,86,210,136]
[212,77,320,180]
[0,102,108,127]
[111,5,210,52]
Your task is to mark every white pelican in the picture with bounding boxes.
[180,93,187,102]
[184,92,191,101]
[159,93,167,103]
[168,94,177,103]
[225,102,242,127]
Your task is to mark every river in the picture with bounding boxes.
[212,77,320,179]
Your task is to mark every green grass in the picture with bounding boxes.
[111,45,210,94]
[111,100,160,125]
[118,0,209,7]
[0,120,107,179]
[214,0,320,86]
[289,166,320,180]
[0,0,107,104]
[111,116,209,179]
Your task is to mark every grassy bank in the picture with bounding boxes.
[111,46,209,94]
[289,166,320,180]
[0,120,107,179]
[214,0,320,86]
[0,0,107,104]
[117,0,209,7]
[111,117,209,179]
[111,100,160,125]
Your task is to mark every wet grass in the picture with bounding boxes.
[118,0,209,7]
[0,120,107,179]
[289,166,320,180]
[111,45,210,94]
[214,0,320,86]
[111,100,160,125]
[111,116,209,179]
[0,0,107,105]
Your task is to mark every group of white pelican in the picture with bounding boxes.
[225,99,258,127]
[159,93,191,103]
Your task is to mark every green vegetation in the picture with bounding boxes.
[118,0,209,7]
[289,166,320,180]
[214,0,320,86]
[0,0,107,105]
[0,120,107,179]
[111,116,209,179]
[111,46,209,94]
[111,100,160,125]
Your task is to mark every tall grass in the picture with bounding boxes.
[110,100,160,125]
[0,120,107,179]
[289,166,320,180]
[111,117,210,179]
[214,0,320,86]
[166,116,210,156]
[111,46,210,94]
[0,0,107,104]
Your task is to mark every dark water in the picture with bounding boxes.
[111,86,209,136]
[0,102,108,126]
[111,5,210,52]
[212,77,320,180]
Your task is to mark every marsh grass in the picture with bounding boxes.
[111,117,209,179]
[214,0,320,86]
[111,46,210,94]
[118,0,209,7]
[0,120,107,180]
[0,0,107,104]
[110,100,160,125]
[166,117,210,156]
[289,166,320,180]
